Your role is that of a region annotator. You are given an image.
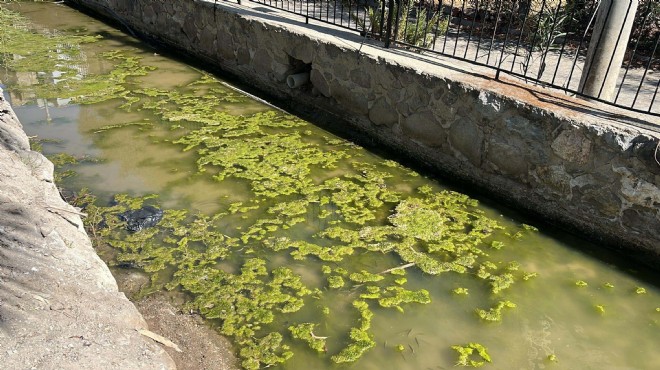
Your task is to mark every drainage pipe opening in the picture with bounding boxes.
[286,72,310,89]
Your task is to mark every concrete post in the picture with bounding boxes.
[579,0,638,102]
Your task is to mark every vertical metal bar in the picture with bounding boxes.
[631,32,659,108]
[385,0,395,47]
[399,0,410,44]
[379,0,387,37]
[452,0,468,56]
[511,0,533,70]
[340,0,344,26]
[393,0,402,45]
[496,0,516,75]
[329,0,333,23]
[551,0,578,86]
[464,0,481,59]
[420,5,436,48]
[349,0,354,28]
[615,0,652,103]
[475,0,491,61]
[443,0,456,53]
[411,0,424,45]
[430,6,443,51]
[523,0,548,77]
[566,0,598,90]
[486,0,504,65]
[358,2,374,37]
[649,77,659,113]
[537,0,563,81]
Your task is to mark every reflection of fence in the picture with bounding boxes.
[228,0,659,116]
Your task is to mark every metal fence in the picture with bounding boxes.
[230,0,659,117]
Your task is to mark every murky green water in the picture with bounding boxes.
[2,2,658,369]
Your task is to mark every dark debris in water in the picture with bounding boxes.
[118,205,164,233]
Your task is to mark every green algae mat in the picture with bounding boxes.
[2,4,658,370]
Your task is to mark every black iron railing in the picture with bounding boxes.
[225,0,659,117]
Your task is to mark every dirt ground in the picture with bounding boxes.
[115,271,237,370]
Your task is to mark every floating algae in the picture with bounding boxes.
[451,342,492,367]
[7,5,660,370]
[67,68,535,366]
[0,8,152,104]
[10,25,531,363]
[62,64,535,366]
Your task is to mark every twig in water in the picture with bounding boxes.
[310,331,328,340]
[137,328,182,352]
[378,262,416,275]
[45,205,88,217]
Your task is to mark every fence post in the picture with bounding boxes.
[578,0,638,102]
[384,0,395,48]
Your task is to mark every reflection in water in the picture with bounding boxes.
[2,3,658,370]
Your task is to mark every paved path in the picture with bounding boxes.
[239,0,659,117]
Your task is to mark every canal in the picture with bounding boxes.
[1,2,658,369]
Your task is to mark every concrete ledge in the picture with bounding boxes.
[66,0,659,267]
[0,88,176,369]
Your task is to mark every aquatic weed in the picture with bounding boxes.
[451,342,492,367]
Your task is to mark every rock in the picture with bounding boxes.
[310,69,331,97]
[552,129,592,164]
[401,111,446,147]
[1,87,176,370]
[368,97,398,127]
[448,116,484,166]
[119,206,164,232]
[614,166,660,207]
[486,138,529,176]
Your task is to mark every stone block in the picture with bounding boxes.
[504,115,545,142]
[199,26,216,52]
[441,88,460,106]
[310,69,331,97]
[448,117,484,166]
[476,90,502,117]
[581,186,622,218]
[401,111,446,147]
[333,85,368,115]
[271,60,291,83]
[291,41,315,64]
[404,84,430,113]
[350,69,371,89]
[614,166,660,207]
[486,138,529,177]
[368,97,398,127]
[534,165,573,199]
[552,129,592,165]
[142,4,156,25]
[182,14,199,43]
[252,48,272,76]
[236,46,251,65]
[622,205,660,237]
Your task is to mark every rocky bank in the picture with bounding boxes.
[0,88,176,369]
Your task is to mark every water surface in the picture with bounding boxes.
[2,3,658,370]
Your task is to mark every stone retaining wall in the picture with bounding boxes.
[67,0,660,266]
